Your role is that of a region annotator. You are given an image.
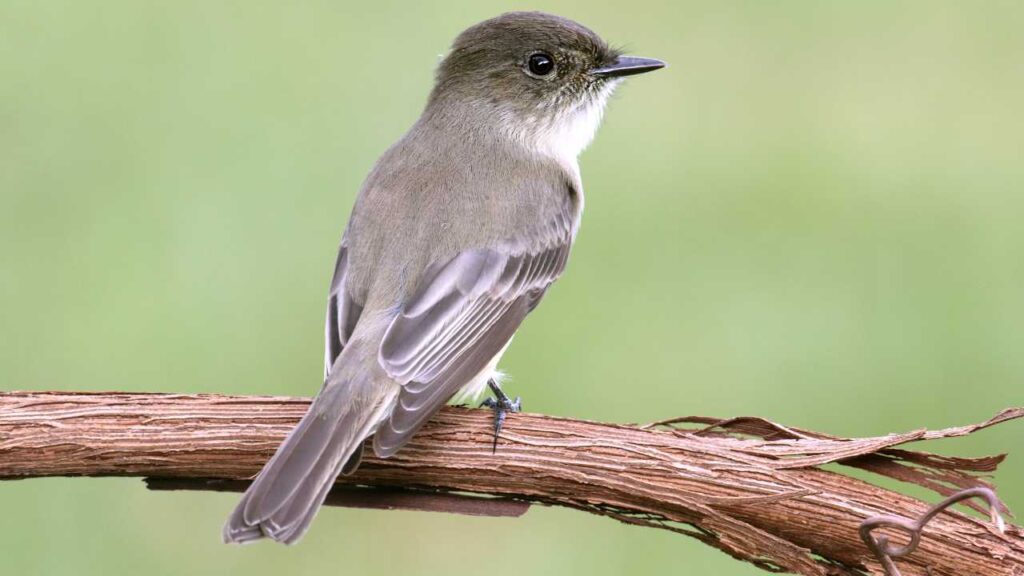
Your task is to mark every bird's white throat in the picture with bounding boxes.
[502,80,620,169]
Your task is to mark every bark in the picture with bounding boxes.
[0,391,1021,575]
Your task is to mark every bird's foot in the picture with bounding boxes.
[480,379,521,453]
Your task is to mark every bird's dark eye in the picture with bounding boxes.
[527,53,555,76]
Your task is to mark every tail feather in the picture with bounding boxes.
[241,385,351,525]
[264,434,354,542]
[223,344,397,545]
[261,410,363,542]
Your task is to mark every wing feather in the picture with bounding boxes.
[324,241,364,378]
[372,208,576,457]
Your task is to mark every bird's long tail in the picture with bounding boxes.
[223,340,397,545]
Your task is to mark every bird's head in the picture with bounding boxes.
[428,12,664,160]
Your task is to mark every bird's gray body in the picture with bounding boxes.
[344,105,581,317]
[339,103,583,456]
[223,10,662,545]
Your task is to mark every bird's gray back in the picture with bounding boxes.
[343,114,581,314]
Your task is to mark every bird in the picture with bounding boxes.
[223,10,664,544]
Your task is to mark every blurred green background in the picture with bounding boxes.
[2,1,1022,574]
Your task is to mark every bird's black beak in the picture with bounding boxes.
[591,56,666,78]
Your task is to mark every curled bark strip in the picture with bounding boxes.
[0,392,1022,575]
[860,487,1007,576]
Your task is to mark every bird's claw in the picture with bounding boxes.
[480,379,521,453]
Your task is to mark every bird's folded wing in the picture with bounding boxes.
[373,213,573,457]
[324,240,364,379]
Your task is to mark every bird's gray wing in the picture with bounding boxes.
[372,211,574,457]
[324,240,364,379]
[322,240,368,474]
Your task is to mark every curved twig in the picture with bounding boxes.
[860,487,1007,576]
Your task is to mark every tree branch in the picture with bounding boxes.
[1,391,1021,575]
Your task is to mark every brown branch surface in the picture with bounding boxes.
[0,391,1021,575]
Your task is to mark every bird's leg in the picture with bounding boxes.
[480,378,521,453]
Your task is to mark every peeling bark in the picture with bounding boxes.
[0,392,1021,575]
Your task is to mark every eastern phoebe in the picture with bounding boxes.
[224,11,664,544]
